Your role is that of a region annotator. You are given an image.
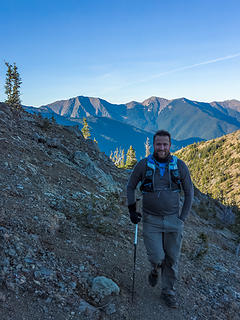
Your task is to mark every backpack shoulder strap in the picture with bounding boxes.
[146,154,156,170]
[169,155,178,170]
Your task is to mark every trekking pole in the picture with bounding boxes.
[131,223,138,303]
[131,198,141,303]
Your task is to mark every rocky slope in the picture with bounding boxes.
[0,103,240,320]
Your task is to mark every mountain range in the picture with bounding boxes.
[24,96,240,158]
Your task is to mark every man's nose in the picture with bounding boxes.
[159,144,164,150]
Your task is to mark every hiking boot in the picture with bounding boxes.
[161,293,178,308]
[148,269,158,287]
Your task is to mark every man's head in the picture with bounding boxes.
[153,130,171,161]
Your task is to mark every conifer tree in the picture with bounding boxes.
[110,147,125,168]
[116,147,126,168]
[145,137,151,157]
[109,151,113,161]
[5,62,13,104]
[113,147,120,166]
[81,117,91,139]
[5,62,22,109]
[50,115,56,124]
[11,63,22,109]
[119,149,125,168]
[125,145,137,169]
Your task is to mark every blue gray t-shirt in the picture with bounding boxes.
[156,162,167,177]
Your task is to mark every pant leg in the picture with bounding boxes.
[161,230,183,296]
[142,214,165,266]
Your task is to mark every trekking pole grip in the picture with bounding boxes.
[136,197,141,212]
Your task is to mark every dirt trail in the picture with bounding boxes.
[102,217,240,320]
[126,237,186,320]
[102,226,192,320]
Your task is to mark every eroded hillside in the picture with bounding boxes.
[0,103,240,320]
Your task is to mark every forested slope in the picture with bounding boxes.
[176,130,240,207]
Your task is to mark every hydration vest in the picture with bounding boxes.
[140,154,181,193]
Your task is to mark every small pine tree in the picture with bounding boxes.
[113,147,120,166]
[125,145,137,169]
[110,147,126,168]
[5,62,22,109]
[119,149,125,168]
[5,62,13,104]
[145,137,151,157]
[50,115,56,124]
[11,63,22,109]
[109,151,113,161]
[81,117,91,139]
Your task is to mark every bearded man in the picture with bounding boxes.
[127,130,193,308]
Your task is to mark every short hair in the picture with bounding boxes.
[153,130,171,144]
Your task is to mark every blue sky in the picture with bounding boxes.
[0,0,240,106]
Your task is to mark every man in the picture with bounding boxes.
[127,130,193,308]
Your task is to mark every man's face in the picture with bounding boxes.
[153,135,171,159]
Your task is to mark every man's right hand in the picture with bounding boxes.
[128,203,142,224]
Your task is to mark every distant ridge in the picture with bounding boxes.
[38,95,240,139]
[24,95,240,158]
[24,105,204,158]
[211,99,240,112]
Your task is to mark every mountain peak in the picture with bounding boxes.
[142,96,169,105]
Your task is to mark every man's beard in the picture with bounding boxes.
[153,151,170,162]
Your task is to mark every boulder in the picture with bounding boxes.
[91,276,120,299]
